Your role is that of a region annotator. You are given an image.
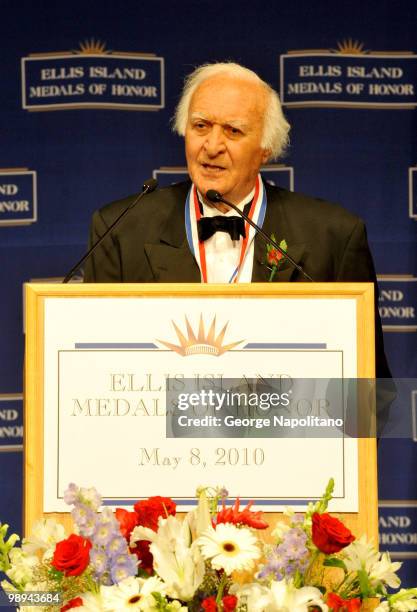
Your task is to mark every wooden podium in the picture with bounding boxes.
[24,282,378,543]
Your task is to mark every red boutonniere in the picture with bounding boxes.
[265,234,287,281]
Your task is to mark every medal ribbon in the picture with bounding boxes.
[185,174,266,283]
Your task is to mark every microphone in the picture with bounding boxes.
[206,189,314,282]
[63,178,158,283]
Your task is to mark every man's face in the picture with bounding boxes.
[185,75,270,205]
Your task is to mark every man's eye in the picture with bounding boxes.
[225,126,242,136]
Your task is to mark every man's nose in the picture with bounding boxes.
[203,125,226,156]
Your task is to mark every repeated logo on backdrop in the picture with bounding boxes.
[21,40,165,111]
[377,276,417,333]
[0,394,23,451]
[280,40,417,108]
[0,168,37,226]
[379,505,417,561]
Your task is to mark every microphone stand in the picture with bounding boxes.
[206,189,314,282]
[63,178,158,283]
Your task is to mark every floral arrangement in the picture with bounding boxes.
[0,480,416,612]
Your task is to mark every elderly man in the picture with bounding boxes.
[84,60,392,421]
[84,62,378,287]
[84,61,391,382]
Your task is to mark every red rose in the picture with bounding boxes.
[327,593,361,611]
[201,596,217,611]
[134,496,176,531]
[312,512,355,554]
[216,499,268,530]
[115,508,139,541]
[61,597,83,611]
[51,534,92,577]
[267,248,284,266]
[222,594,238,611]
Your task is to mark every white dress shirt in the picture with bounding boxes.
[199,188,256,283]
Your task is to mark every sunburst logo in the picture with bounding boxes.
[158,316,243,356]
[335,39,367,55]
[77,39,109,55]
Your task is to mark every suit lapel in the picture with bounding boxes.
[144,186,201,282]
[251,182,306,282]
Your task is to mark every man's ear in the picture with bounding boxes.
[261,149,271,164]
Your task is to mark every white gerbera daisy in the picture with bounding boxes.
[101,576,166,611]
[197,523,260,575]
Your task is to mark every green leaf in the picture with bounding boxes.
[357,568,371,598]
[151,592,167,611]
[323,557,348,573]
[48,566,64,582]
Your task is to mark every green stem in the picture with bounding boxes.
[304,549,321,584]
[215,573,228,608]
[268,266,277,281]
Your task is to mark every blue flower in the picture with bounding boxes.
[94,521,115,546]
[90,547,108,576]
[109,555,137,584]
[106,535,127,559]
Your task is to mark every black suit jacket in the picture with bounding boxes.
[84,180,390,379]
[85,180,377,284]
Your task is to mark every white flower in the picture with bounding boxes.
[5,548,38,588]
[342,536,379,574]
[375,603,390,612]
[135,515,204,601]
[130,525,156,548]
[386,588,417,611]
[271,521,291,543]
[231,579,328,612]
[194,489,212,537]
[101,576,165,611]
[343,535,380,573]
[370,552,401,589]
[165,602,188,612]
[266,580,328,612]
[230,582,273,612]
[197,523,260,575]
[22,519,65,557]
[76,592,104,612]
[343,536,402,590]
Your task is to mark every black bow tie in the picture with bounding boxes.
[197,215,246,242]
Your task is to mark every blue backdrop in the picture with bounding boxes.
[1,0,416,585]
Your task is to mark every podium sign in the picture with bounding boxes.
[24,283,377,540]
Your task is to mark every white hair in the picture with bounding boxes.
[173,62,290,159]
